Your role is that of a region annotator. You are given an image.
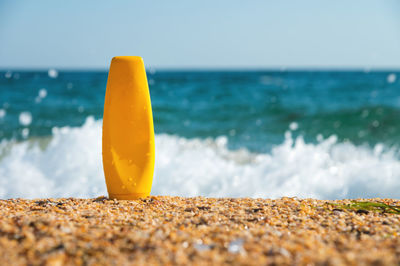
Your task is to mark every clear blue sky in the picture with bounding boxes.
[1,0,399,69]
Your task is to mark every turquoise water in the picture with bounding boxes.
[1,70,400,150]
[1,69,400,199]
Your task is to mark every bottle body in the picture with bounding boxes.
[102,56,155,200]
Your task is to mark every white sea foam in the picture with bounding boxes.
[0,117,400,200]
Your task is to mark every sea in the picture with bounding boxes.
[0,69,400,199]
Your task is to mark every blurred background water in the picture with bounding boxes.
[2,70,400,150]
[1,69,400,199]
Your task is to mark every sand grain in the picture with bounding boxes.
[0,196,400,265]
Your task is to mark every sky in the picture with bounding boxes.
[0,0,400,69]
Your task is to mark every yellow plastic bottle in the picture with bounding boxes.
[102,56,155,200]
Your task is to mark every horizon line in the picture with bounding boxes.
[1,66,400,72]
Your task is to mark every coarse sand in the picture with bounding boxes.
[0,196,399,265]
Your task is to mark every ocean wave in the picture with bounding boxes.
[0,117,400,199]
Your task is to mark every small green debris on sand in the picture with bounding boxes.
[331,201,400,214]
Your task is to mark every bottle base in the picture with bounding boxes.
[108,192,150,200]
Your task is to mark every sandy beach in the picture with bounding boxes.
[0,196,399,265]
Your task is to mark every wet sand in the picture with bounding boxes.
[0,196,399,265]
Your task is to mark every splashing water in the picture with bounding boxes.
[0,117,400,199]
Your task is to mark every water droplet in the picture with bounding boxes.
[19,112,32,126]
[38,88,47,98]
[21,128,29,138]
[387,73,397,84]
[48,68,58,78]
[4,71,12,79]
